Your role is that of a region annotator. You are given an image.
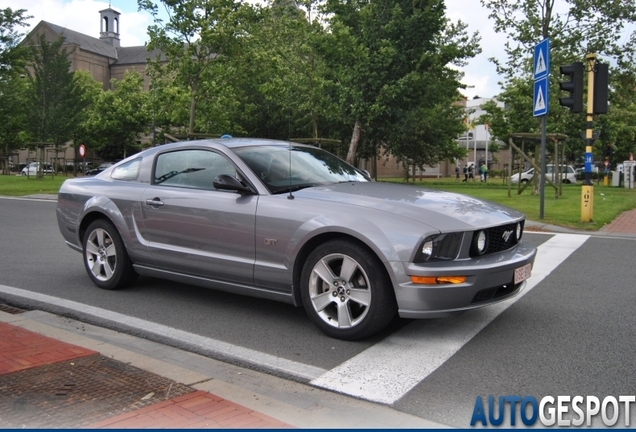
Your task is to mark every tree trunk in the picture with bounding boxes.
[188,79,199,137]
[346,118,362,165]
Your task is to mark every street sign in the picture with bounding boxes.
[534,39,550,81]
[79,144,86,158]
[533,77,548,117]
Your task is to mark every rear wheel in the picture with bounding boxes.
[521,179,529,184]
[300,240,397,340]
[83,219,138,290]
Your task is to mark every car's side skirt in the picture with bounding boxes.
[133,264,297,306]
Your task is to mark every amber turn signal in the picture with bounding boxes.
[410,275,466,285]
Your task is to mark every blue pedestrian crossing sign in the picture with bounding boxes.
[533,77,548,117]
[534,38,550,81]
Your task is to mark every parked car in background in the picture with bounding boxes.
[57,138,537,340]
[510,164,577,184]
[85,162,114,176]
[21,162,53,176]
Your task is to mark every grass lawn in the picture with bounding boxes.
[0,173,70,196]
[381,176,636,231]
[1,172,635,231]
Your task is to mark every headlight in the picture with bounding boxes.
[472,230,488,255]
[421,239,434,261]
[516,222,523,241]
[414,233,462,263]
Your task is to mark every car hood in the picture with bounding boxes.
[295,182,525,231]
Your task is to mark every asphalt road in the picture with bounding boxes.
[1,197,635,427]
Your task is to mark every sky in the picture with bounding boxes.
[7,0,507,99]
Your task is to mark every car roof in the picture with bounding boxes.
[158,138,310,150]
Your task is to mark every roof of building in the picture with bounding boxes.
[37,21,164,65]
[116,46,166,64]
[43,21,119,59]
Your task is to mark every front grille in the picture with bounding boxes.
[471,222,522,256]
[471,282,522,304]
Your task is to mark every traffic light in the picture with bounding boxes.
[594,63,609,114]
[559,62,584,113]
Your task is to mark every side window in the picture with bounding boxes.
[111,158,141,181]
[154,149,237,190]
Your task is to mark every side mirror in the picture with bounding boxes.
[213,174,252,193]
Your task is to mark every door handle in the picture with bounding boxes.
[144,198,164,207]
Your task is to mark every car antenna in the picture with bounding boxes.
[287,141,294,200]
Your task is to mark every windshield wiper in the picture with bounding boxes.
[155,167,205,184]
[272,184,317,194]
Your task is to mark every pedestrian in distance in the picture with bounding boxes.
[455,165,460,181]
[468,164,474,181]
[462,165,468,182]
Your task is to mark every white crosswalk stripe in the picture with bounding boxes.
[310,234,590,404]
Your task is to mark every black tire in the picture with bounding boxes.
[300,239,397,340]
[82,219,138,290]
[521,179,529,184]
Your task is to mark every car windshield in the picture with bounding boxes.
[234,145,370,194]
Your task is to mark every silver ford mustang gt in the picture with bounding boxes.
[56,138,537,340]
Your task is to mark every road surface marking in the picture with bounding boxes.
[310,234,590,404]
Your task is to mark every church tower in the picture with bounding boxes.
[99,7,121,47]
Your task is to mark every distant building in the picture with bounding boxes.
[22,8,163,91]
[456,96,507,173]
[15,8,164,169]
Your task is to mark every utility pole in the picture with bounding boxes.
[581,54,597,223]
[558,53,609,223]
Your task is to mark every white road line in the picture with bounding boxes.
[310,234,590,404]
[0,284,327,382]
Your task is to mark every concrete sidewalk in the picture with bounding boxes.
[0,308,443,429]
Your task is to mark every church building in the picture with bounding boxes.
[23,7,161,91]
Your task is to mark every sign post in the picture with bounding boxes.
[79,144,86,176]
[533,38,549,219]
[624,159,636,189]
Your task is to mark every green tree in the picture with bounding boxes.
[248,1,336,141]
[85,71,150,161]
[0,74,29,173]
[321,0,480,164]
[0,7,31,172]
[481,0,636,164]
[0,7,31,80]
[26,35,90,174]
[139,0,258,136]
[69,70,103,172]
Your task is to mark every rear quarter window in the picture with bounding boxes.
[111,158,141,181]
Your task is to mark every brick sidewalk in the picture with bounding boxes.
[0,321,290,428]
[600,207,636,234]
[0,322,97,374]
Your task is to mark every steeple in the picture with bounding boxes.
[99,7,121,47]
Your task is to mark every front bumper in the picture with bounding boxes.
[393,241,537,319]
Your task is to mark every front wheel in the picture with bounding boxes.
[300,240,397,340]
[83,219,138,290]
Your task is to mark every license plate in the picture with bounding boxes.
[514,263,532,284]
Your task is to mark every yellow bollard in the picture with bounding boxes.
[581,185,593,222]
[603,175,608,186]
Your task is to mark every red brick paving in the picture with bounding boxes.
[601,207,636,234]
[0,321,97,375]
[0,321,291,428]
[86,391,292,429]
